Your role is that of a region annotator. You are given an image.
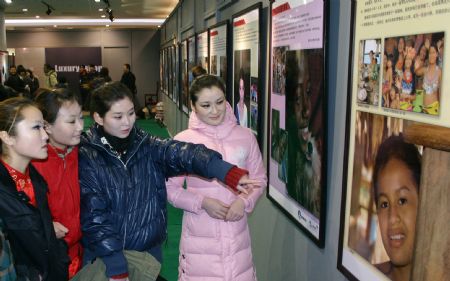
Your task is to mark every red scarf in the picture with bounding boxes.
[1,160,37,207]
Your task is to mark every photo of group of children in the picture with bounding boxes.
[358,32,444,116]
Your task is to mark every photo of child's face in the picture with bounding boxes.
[376,158,419,268]
[404,58,412,69]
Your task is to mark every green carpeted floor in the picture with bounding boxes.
[84,116,181,281]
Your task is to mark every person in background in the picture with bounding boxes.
[191,65,207,79]
[373,135,421,281]
[32,88,84,278]
[5,65,27,96]
[44,63,58,89]
[26,69,40,97]
[55,76,69,89]
[120,63,136,95]
[167,75,266,280]
[79,81,260,281]
[0,97,69,280]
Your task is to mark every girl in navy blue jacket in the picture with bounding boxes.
[79,82,259,281]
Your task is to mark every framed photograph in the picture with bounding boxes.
[187,35,196,113]
[338,1,450,280]
[159,50,163,93]
[209,21,230,102]
[232,3,262,143]
[172,44,179,105]
[167,46,173,100]
[164,48,169,96]
[196,30,209,72]
[180,39,189,114]
[267,0,327,248]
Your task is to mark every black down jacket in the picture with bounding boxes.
[0,163,69,281]
[78,124,233,276]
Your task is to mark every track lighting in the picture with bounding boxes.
[106,8,114,22]
[41,1,55,16]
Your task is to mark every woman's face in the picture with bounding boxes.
[193,86,226,126]
[8,106,48,160]
[428,46,438,65]
[376,158,418,268]
[95,97,135,138]
[46,101,83,149]
[239,78,245,100]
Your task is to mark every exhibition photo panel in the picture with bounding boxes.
[196,30,209,73]
[209,21,229,102]
[232,3,262,141]
[180,39,189,114]
[339,1,450,281]
[267,0,327,247]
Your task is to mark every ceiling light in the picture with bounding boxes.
[22,8,28,12]
[101,14,106,18]
[36,15,40,18]
[106,24,109,27]
[5,18,165,27]
[53,25,57,27]
[98,8,103,11]
[5,0,12,4]
[95,0,101,2]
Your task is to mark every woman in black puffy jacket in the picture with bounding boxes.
[0,97,69,280]
[79,82,260,281]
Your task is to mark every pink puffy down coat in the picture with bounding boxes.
[167,102,267,281]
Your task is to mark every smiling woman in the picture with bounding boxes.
[32,88,85,278]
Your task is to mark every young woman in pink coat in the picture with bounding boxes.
[167,74,267,281]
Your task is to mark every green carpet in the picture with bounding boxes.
[84,117,181,281]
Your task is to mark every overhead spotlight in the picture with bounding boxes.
[41,1,55,16]
[106,8,114,22]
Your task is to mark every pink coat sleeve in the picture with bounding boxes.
[166,175,205,214]
[239,132,267,213]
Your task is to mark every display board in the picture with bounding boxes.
[187,35,196,113]
[232,3,262,142]
[338,1,450,280]
[180,40,189,114]
[167,46,173,99]
[172,44,179,105]
[267,0,327,247]
[209,22,228,81]
[196,30,209,72]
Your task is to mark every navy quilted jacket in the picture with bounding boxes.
[78,124,232,276]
